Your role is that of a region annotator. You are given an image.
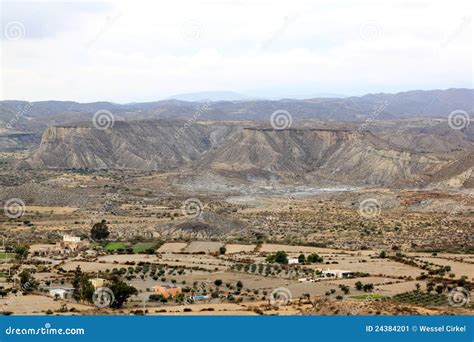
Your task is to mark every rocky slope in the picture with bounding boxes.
[23,120,467,187]
[427,151,474,188]
[197,127,445,185]
[24,121,237,170]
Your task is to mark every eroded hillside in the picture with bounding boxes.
[20,120,473,187]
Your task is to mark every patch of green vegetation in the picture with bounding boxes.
[105,242,128,251]
[132,242,157,254]
[392,291,448,306]
[350,293,385,300]
[0,253,16,260]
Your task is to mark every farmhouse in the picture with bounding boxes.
[288,258,300,265]
[49,288,74,299]
[59,235,89,253]
[320,269,355,279]
[30,244,57,256]
[90,278,106,288]
[30,235,89,256]
[298,277,319,283]
[152,285,182,298]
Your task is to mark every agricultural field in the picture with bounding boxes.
[158,243,188,253]
[0,252,16,260]
[184,241,225,254]
[105,242,128,251]
[0,168,472,316]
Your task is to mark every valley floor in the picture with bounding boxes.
[0,169,472,315]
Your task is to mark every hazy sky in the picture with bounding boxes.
[1,0,472,102]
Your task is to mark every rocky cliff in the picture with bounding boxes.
[24,120,466,187]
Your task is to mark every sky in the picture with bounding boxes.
[0,0,472,103]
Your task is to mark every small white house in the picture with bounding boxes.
[298,277,319,283]
[63,235,81,243]
[49,288,74,299]
[288,258,300,265]
[320,269,355,279]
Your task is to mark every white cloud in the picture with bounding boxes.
[1,0,472,102]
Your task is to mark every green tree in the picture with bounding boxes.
[18,269,38,293]
[266,254,276,263]
[236,281,243,289]
[274,251,288,264]
[340,285,350,295]
[219,246,226,255]
[355,281,363,291]
[79,277,94,302]
[298,254,306,263]
[108,276,138,308]
[90,219,110,241]
[307,253,323,263]
[72,266,83,301]
[149,294,164,302]
[14,245,29,260]
[72,266,94,303]
[214,279,223,287]
[363,283,374,292]
[379,251,387,259]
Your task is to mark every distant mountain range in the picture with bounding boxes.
[1,88,472,132]
[164,91,347,101]
[165,91,257,102]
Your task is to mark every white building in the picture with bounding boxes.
[49,288,74,299]
[288,258,300,265]
[63,235,81,243]
[320,269,355,279]
[298,277,319,283]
